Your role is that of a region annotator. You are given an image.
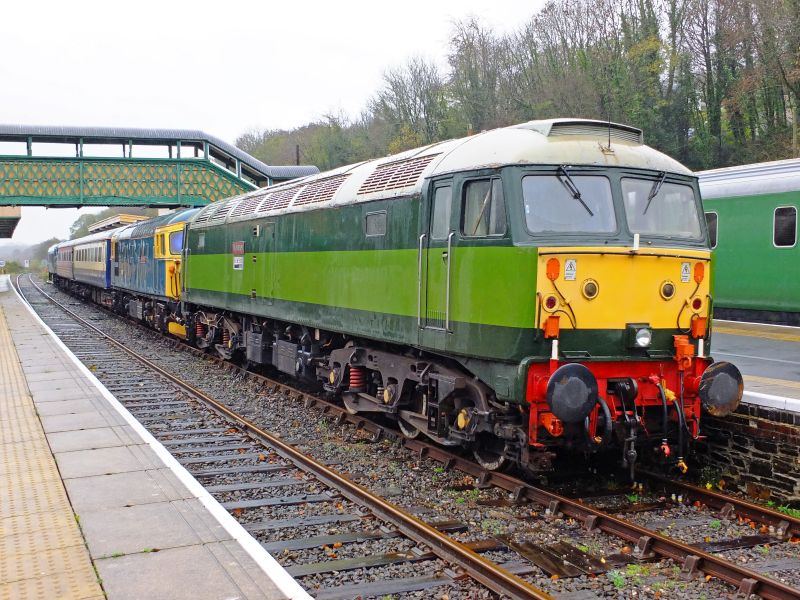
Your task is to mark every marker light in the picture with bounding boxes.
[660,281,675,300]
[694,262,705,283]
[544,295,558,311]
[582,279,599,300]
[546,258,560,281]
[692,297,703,311]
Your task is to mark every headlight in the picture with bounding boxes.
[626,323,652,348]
[635,328,652,347]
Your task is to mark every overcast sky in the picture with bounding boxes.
[0,0,541,247]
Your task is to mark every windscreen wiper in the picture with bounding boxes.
[557,165,593,216]
[643,171,667,214]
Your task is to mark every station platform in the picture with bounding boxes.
[713,320,800,413]
[0,276,309,600]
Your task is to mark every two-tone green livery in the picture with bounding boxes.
[181,119,742,473]
[699,159,800,324]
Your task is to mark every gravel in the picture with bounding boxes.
[24,275,798,599]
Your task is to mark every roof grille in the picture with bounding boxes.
[293,174,350,206]
[229,193,266,219]
[258,186,299,212]
[192,203,218,226]
[357,154,439,195]
[208,199,237,223]
[549,123,642,144]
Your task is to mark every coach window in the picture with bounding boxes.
[774,206,797,247]
[431,186,452,240]
[462,178,506,237]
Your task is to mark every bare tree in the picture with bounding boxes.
[448,17,501,131]
[371,56,449,149]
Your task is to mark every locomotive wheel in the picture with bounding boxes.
[398,394,424,439]
[398,417,420,439]
[342,393,359,415]
[472,432,510,471]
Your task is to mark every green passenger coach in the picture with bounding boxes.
[698,159,800,324]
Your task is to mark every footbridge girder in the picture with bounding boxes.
[0,126,318,237]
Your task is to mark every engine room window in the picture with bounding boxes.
[462,179,506,237]
[774,206,797,247]
[169,231,183,254]
[622,178,702,240]
[431,186,452,240]
[365,211,387,236]
[198,232,205,249]
[523,175,615,233]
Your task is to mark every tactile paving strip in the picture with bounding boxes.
[0,300,104,599]
[0,567,103,600]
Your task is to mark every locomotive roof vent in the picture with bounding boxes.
[294,173,350,206]
[193,195,242,226]
[208,200,238,223]
[357,153,440,196]
[517,119,643,145]
[258,186,301,213]
[229,193,266,219]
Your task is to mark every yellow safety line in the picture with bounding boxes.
[714,324,800,343]
[743,374,800,390]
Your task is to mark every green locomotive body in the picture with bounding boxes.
[180,119,742,472]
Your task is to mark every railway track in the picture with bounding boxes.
[18,274,800,600]
[15,274,551,600]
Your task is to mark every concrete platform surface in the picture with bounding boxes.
[0,276,309,600]
[713,320,800,413]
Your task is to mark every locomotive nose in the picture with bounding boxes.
[698,361,743,417]
[546,363,599,423]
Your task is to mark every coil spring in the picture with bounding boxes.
[195,321,205,337]
[222,329,230,345]
[348,366,366,390]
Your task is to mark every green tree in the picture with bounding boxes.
[29,237,62,261]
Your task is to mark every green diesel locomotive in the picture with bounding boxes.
[178,119,743,473]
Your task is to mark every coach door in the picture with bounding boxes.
[420,181,454,352]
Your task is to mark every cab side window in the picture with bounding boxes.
[461,178,506,237]
[169,231,184,255]
[431,186,452,240]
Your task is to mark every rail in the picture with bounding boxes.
[21,273,800,600]
[19,274,553,600]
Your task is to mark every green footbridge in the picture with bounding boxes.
[0,125,318,237]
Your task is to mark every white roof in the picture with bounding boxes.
[191,118,693,228]
[698,158,800,199]
[58,228,122,249]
